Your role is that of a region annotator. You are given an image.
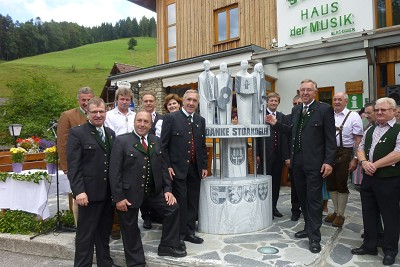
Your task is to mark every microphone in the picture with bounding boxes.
[47,120,58,131]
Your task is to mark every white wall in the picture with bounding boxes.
[275,58,369,114]
[277,0,374,46]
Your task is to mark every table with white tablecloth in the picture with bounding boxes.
[0,169,71,219]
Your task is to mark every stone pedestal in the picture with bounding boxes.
[198,175,272,234]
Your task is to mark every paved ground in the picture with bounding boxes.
[0,184,399,266]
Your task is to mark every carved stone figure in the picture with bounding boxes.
[235,60,256,125]
[216,62,233,124]
[198,60,216,124]
[252,63,267,124]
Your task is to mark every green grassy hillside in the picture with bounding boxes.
[0,37,157,98]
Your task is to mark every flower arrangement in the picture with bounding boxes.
[10,147,27,163]
[39,139,55,151]
[44,146,58,163]
[16,136,41,153]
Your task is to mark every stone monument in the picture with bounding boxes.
[198,60,216,124]
[198,60,272,235]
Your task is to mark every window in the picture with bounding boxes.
[376,0,400,28]
[214,5,239,44]
[165,1,177,62]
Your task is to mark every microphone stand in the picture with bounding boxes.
[31,122,75,240]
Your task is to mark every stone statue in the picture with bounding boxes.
[216,62,233,124]
[235,60,256,125]
[252,63,267,124]
[198,60,216,124]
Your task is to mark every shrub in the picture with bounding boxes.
[0,74,75,145]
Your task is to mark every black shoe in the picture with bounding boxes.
[351,246,378,255]
[184,234,204,244]
[383,254,396,266]
[273,208,283,217]
[294,230,307,239]
[179,239,186,250]
[309,240,321,253]
[110,231,121,240]
[291,214,300,221]
[158,245,187,257]
[143,219,152,230]
[111,264,122,267]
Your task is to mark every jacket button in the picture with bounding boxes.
[141,184,144,187]
[142,175,145,178]
[104,178,107,181]
[187,160,190,163]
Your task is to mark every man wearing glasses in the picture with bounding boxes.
[351,97,400,266]
[267,79,336,253]
[67,97,120,267]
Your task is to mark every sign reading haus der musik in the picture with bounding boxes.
[277,0,374,46]
[205,125,270,138]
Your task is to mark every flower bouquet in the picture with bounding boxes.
[10,147,27,163]
[16,136,41,153]
[10,147,27,173]
[44,146,58,174]
[44,146,58,164]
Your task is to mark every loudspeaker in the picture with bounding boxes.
[386,85,400,105]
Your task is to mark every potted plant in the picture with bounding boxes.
[10,147,27,173]
[16,136,41,154]
[44,146,58,174]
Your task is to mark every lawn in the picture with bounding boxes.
[0,37,157,98]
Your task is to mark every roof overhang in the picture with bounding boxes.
[127,0,156,12]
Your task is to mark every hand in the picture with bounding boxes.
[256,156,260,164]
[168,167,175,181]
[285,159,290,167]
[164,192,177,205]
[320,163,333,178]
[348,158,358,172]
[116,199,131,211]
[362,161,376,175]
[266,114,277,125]
[202,169,208,179]
[75,192,89,206]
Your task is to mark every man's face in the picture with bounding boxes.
[267,97,280,112]
[116,95,131,112]
[293,98,303,106]
[395,107,400,122]
[134,111,151,137]
[87,103,106,127]
[78,93,94,112]
[374,102,395,125]
[142,94,156,113]
[299,82,316,105]
[364,106,376,124]
[183,92,199,114]
[333,93,348,113]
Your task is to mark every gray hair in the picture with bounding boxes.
[300,79,318,91]
[115,87,133,101]
[77,86,94,99]
[375,97,397,109]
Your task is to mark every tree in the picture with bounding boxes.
[148,17,157,38]
[128,37,137,50]
[138,16,149,37]
[0,74,75,144]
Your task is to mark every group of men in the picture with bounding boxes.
[58,78,399,266]
[58,87,207,267]
[265,79,399,265]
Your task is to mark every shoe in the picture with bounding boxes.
[291,214,300,221]
[158,245,187,257]
[143,219,152,230]
[111,230,121,240]
[111,264,122,267]
[179,239,186,250]
[332,215,345,227]
[324,212,337,223]
[294,230,307,239]
[383,254,396,265]
[351,246,378,255]
[184,234,204,244]
[309,240,321,253]
[273,208,283,218]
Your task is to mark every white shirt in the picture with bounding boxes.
[334,108,363,148]
[104,107,136,136]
